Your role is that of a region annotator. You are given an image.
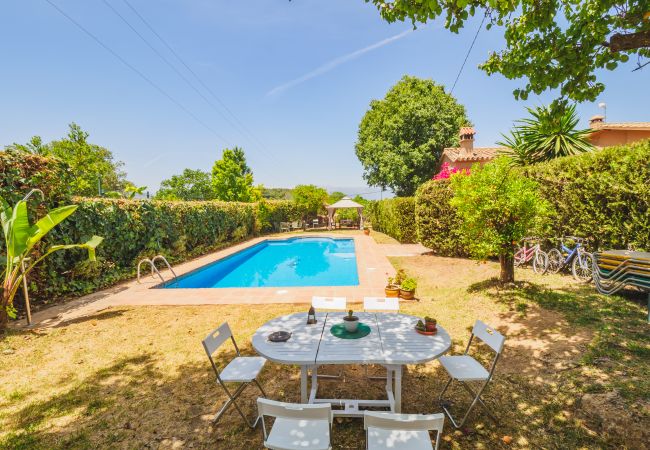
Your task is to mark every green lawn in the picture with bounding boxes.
[1,255,648,449]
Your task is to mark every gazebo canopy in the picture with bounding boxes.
[326,196,364,210]
[326,197,364,230]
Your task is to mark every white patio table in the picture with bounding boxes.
[252,311,451,417]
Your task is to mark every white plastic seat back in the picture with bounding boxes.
[364,411,444,450]
[363,297,399,312]
[258,398,333,422]
[202,322,234,357]
[312,296,347,311]
[472,320,505,354]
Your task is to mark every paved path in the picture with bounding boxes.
[13,233,414,329]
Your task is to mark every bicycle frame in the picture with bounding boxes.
[558,239,589,268]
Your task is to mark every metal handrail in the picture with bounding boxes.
[152,255,178,280]
[137,258,165,284]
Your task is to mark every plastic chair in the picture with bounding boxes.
[312,296,347,311]
[363,297,399,312]
[202,323,267,428]
[257,398,333,450]
[364,411,445,450]
[437,320,505,428]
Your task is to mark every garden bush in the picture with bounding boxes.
[367,197,417,243]
[256,199,302,232]
[522,139,650,251]
[415,179,468,256]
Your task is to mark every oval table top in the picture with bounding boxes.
[252,311,452,366]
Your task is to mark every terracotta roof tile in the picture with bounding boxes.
[591,122,650,131]
[442,147,503,162]
[459,127,475,135]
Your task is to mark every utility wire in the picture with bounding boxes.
[101,0,279,161]
[121,0,273,157]
[44,0,231,145]
[450,12,487,95]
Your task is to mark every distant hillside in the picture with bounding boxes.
[262,187,293,200]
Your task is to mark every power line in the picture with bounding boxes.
[44,0,231,145]
[120,0,274,157]
[101,0,278,160]
[450,12,487,95]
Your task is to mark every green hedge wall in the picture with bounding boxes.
[523,139,650,251]
[415,180,468,256]
[256,199,302,233]
[367,197,417,243]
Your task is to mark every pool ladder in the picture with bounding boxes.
[137,255,178,286]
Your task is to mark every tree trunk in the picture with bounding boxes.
[499,253,515,284]
[609,31,650,52]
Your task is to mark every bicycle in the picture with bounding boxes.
[514,237,548,274]
[547,236,594,282]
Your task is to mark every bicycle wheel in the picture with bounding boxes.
[547,248,563,274]
[533,250,548,274]
[572,252,594,282]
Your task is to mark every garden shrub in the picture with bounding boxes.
[256,200,302,232]
[522,139,650,251]
[415,179,468,256]
[367,197,417,243]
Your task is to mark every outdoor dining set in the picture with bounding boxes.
[202,296,506,449]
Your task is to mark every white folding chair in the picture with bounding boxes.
[438,320,505,428]
[258,398,333,450]
[363,297,399,312]
[364,411,445,450]
[312,296,347,311]
[202,323,267,428]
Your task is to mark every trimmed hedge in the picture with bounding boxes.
[523,139,650,251]
[367,197,417,243]
[257,199,302,233]
[415,180,467,256]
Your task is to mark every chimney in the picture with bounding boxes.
[589,115,605,128]
[459,127,475,153]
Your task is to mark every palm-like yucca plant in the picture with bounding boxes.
[499,103,593,166]
[1,190,103,328]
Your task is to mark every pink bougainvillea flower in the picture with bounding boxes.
[433,162,470,180]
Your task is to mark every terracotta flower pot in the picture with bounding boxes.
[385,286,400,298]
[399,289,415,300]
[364,229,370,235]
[425,321,437,332]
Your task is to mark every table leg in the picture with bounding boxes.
[394,365,402,413]
[310,365,318,403]
[300,366,308,403]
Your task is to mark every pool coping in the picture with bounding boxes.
[18,233,395,328]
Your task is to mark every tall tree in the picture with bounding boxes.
[498,104,594,165]
[355,76,468,196]
[155,169,215,201]
[365,1,650,102]
[211,147,260,202]
[7,123,127,196]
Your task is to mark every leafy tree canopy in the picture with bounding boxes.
[292,184,329,219]
[155,169,215,201]
[355,75,468,196]
[498,103,594,166]
[5,123,127,196]
[211,147,261,202]
[262,187,293,200]
[450,157,550,283]
[365,0,650,102]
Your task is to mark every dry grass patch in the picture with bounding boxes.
[1,255,648,449]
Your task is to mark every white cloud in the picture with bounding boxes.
[266,28,415,97]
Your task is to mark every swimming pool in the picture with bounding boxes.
[162,237,359,288]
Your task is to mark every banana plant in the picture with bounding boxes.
[1,189,103,328]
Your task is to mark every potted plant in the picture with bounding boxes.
[394,269,407,286]
[399,277,417,300]
[343,309,359,332]
[424,316,437,333]
[363,226,370,236]
[384,276,400,297]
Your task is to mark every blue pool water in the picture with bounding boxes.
[163,237,359,288]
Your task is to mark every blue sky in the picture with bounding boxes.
[2,1,649,199]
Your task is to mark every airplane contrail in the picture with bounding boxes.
[266,28,415,97]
